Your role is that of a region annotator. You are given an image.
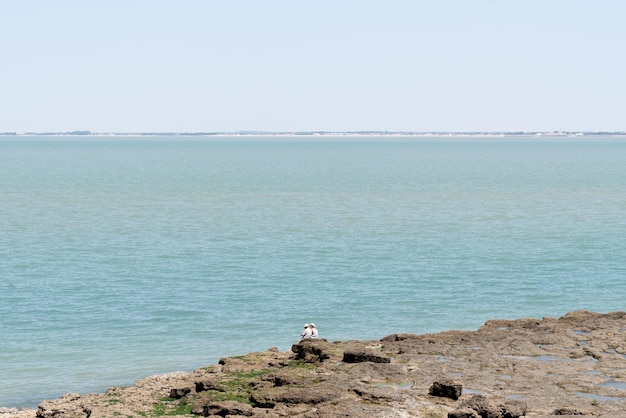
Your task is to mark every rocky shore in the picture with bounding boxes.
[3,310,626,418]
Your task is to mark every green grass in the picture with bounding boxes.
[285,359,319,370]
[191,369,274,407]
[151,397,193,416]
[155,358,321,413]
[107,397,124,405]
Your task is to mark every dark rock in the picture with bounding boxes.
[206,400,253,417]
[451,395,526,418]
[37,393,85,418]
[553,407,585,415]
[169,387,192,399]
[195,379,227,393]
[456,394,501,418]
[250,386,340,407]
[381,333,420,342]
[190,396,254,417]
[429,379,462,400]
[352,385,403,402]
[291,339,331,363]
[190,394,211,416]
[261,372,300,387]
[501,400,527,418]
[448,408,481,418]
[342,349,390,363]
[217,357,248,372]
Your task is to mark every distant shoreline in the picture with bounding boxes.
[1,130,625,138]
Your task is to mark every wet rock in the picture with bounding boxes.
[169,386,192,399]
[429,378,462,400]
[342,349,390,363]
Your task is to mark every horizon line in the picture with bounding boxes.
[2,130,626,137]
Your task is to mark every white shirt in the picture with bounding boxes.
[301,326,312,339]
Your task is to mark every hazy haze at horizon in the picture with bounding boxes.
[2,1,625,132]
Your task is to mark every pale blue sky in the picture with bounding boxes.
[2,1,625,132]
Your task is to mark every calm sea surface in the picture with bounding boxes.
[1,136,625,408]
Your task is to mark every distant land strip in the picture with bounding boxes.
[2,130,625,137]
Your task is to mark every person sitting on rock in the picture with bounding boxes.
[310,323,319,339]
[300,323,312,340]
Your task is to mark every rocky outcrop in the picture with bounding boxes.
[5,310,626,418]
[191,399,254,417]
[290,338,333,363]
[429,378,463,400]
[36,393,87,418]
[343,348,391,363]
[448,394,527,418]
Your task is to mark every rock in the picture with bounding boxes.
[429,379,462,400]
[451,395,526,418]
[344,361,407,383]
[169,386,192,399]
[290,339,331,363]
[352,385,403,402]
[37,393,86,418]
[261,372,301,387]
[455,394,501,418]
[250,386,340,407]
[501,400,527,418]
[552,407,585,415]
[0,408,36,418]
[190,397,254,416]
[448,408,481,418]
[190,394,211,416]
[217,357,249,372]
[206,400,253,417]
[195,379,227,393]
[342,349,390,363]
[380,333,420,342]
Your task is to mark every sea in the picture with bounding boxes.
[1,135,625,408]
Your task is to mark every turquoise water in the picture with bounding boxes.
[1,136,625,408]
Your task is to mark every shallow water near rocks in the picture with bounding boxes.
[600,381,626,390]
[573,391,626,402]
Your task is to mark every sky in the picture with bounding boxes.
[2,0,625,133]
